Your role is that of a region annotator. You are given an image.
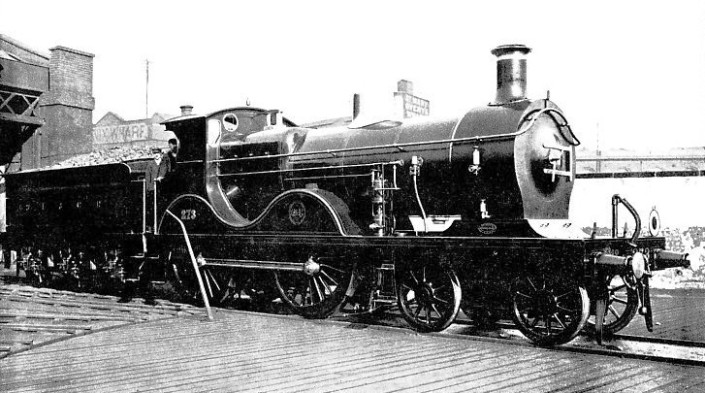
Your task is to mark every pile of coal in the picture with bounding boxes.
[49,146,163,169]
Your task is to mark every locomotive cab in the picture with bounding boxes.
[163,107,301,226]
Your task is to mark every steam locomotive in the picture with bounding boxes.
[3,45,689,346]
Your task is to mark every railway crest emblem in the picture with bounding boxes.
[477,222,497,235]
[289,200,306,226]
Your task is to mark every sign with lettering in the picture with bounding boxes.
[395,92,430,118]
[93,123,151,144]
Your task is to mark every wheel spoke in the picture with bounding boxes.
[608,305,621,319]
[311,277,323,303]
[319,270,339,287]
[219,289,231,304]
[545,314,553,335]
[552,313,567,329]
[204,271,214,298]
[413,304,423,319]
[432,296,449,305]
[409,271,420,285]
[529,315,540,327]
[319,264,345,274]
[527,278,538,292]
[318,275,334,295]
[516,291,533,299]
[207,270,222,292]
[431,304,442,317]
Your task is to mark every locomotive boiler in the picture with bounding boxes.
[3,44,689,346]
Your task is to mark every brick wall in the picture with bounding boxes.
[37,46,95,166]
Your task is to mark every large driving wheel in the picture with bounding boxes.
[587,274,639,335]
[397,263,461,332]
[511,275,590,346]
[201,267,275,310]
[201,267,240,306]
[273,256,350,318]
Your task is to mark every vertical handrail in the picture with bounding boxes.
[166,210,214,320]
[142,179,147,234]
[153,180,159,235]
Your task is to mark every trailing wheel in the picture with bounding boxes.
[273,256,350,318]
[511,275,590,346]
[397,263,461,332]
[587,274,639,335]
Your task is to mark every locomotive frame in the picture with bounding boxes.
[3,45,690,346]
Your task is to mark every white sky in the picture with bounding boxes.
[3,0,705,150]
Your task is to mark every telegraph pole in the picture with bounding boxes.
[145,59,150,118]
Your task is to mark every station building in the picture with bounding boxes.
[93,112,175,150]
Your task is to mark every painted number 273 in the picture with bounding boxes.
[180,209,197,220]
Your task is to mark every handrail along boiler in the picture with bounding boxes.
[3,45,689,346]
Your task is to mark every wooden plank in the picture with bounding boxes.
[3,312,704,393]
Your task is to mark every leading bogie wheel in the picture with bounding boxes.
[586,274,639,335]
[511,275,590,346]
[274,256,350,318]
[397,263,462,332]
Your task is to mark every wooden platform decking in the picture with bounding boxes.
[1,308,704,393]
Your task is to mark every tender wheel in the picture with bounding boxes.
[511,275,590,346]
[274,256,350,318]
[397,264,461,332]
[587,274,639,335]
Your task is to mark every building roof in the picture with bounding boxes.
[95,111,126,126]
[0,34,50,65]
[94,112,177,127]
[0,49,22,61]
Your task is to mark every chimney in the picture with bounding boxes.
[180,105,193,116]
[397,79,413,95]
[352,93,361,120]
[491,44,531,105]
